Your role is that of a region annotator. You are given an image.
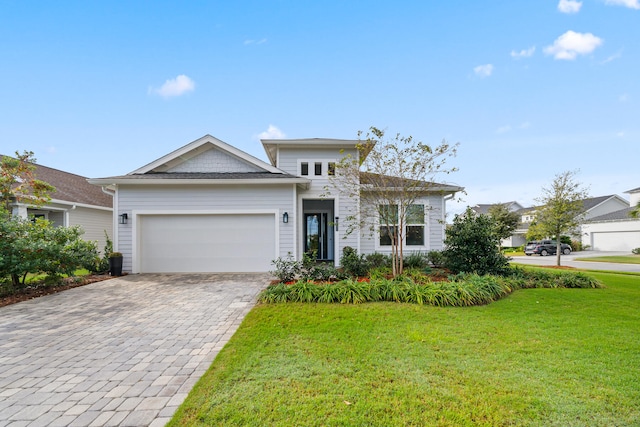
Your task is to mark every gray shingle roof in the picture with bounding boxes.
[2,155,112,208]
[586,207,639,223]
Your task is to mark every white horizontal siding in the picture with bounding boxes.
[116,184,295,272]
[359,195,446,255]
[69,207,113,255]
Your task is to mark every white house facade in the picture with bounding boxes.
[89,134,462,274]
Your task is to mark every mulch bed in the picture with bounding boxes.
[0,274,115,308]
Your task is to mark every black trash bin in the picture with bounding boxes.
[108,253,123,276]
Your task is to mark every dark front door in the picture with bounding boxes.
[304,213,329,260]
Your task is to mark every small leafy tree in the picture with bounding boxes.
[487,204,520,250]
[1,151,55,212]
[330,127,458,277]
[443,207,510,276]
[533,170,589,266]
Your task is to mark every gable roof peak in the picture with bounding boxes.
[130,134,284,175]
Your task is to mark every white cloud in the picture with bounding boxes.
[244,38,267,45]
[543,31,603,60]
[496,125,511,134]
[600,50,622,64]
[605,0,640,9]
[510,46,536,59]
[619,93,630,102]
[616,131,625,137]
[46,146,57,154]
[558,0,583,13]
[519,121,531,129]
[257,125,286,140]
[473,64,494,78]
[149,75,195,98]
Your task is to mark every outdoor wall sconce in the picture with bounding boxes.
[335,216,339,231]
[283,212,289,223]
[119,213,128,224]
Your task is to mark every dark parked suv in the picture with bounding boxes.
[524,240,572,256]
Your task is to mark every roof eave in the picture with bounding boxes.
[88,177,310,186]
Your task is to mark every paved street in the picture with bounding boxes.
[510,251,640,273]
[0,274,269,427]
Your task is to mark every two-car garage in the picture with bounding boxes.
[137,213,277,273]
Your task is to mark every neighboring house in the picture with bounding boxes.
[581,187,640,251]
[470,202,526,247]
[475,195,630,248]
[88,134,463,274]
[3,157,113,252]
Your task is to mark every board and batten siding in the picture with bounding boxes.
[359,195,447,255]
[116,184,295,272]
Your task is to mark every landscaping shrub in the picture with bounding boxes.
[258,266,603,306]
[633,248,640,255]
[403,252,428,269]
[270,253,301,283]
[443,208,510,276]
[427,250,446,268]
[340,246,370,278]
[0,215,100,287]
[365,252,390,269]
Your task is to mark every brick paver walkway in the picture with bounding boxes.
[0,273,269,427]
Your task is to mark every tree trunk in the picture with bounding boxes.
[556,242,561,266]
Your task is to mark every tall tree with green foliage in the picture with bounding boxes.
[0,151,55,213]
[533,170,589,266]
[330,127,458,277]
[487,204,521,250]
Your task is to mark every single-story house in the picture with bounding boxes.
[581,187,640,252]
[4,156,113,252]
[88,134,463,274]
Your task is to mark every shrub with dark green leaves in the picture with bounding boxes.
[632,248,640,255]
[340,246,370,278]
[365,252,391,269]
[427,250,446,268]
[270,253,301,282]
[0,215,99,287]
[403,252,428,269]
[443,208,510,276]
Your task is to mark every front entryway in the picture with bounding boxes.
[302,200,335,261]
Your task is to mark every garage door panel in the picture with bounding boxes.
[592,231,640,251]
[139,214,276,273]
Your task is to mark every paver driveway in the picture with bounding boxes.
[0,273,270,427]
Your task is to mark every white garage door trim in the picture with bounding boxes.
[131,209,279,273]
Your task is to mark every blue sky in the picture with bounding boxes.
[1,0,638,215]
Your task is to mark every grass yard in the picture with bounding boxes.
[169,271,640,426]
[575,254,640,264]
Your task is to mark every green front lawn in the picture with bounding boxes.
[169,271,640,426]
[575,255,640,264]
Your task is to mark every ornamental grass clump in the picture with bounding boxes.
[259,266,604,306]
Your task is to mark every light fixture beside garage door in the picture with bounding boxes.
[119,213,128,224]
[283,212,289,223]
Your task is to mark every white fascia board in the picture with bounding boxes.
[49,199,113,212]
[130,134,285,175]
[87,177,311,186]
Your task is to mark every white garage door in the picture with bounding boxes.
[139,214,276,273]
[592,231,640,251]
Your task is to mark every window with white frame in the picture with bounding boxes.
[379,204,425,246]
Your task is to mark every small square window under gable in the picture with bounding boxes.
[314,162,322,176]
[301,162,309,176]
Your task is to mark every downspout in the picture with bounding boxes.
[101,185,118,252]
